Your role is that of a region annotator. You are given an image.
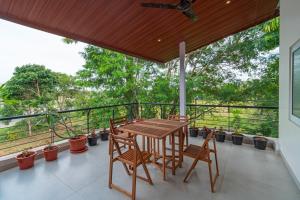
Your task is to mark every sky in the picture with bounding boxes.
[0,19,87,84]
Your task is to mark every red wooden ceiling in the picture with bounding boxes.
[0,0,278,63]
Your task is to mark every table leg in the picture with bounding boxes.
[179,128,184,167]
[147,137,150,153]
[185,125,189,146]
[142,136,145,151]
[162,137,166,181]
[152,138,156,163]
[171,132,175,175]
[157,139,160,156]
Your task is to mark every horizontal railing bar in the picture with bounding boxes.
[140,102,278,109]
[0,103,133,121]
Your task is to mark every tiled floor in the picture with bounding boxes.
[0,137,299,200]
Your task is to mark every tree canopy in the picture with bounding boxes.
[0,18,279,116]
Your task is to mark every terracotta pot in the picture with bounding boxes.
[69,135,88,153]
[43,146,58,161]
[16,151,36,170]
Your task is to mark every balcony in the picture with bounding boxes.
[0,103,299,200]
[1,136,300,200]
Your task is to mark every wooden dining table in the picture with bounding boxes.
[118,118,189,180]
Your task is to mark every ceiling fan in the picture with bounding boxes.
[141,0,198,21]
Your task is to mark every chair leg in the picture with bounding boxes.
[132,166,137,200]
[214,153,220,176]
[185,126,189,146]
[208,161,215,193]
[141,161,153,185]
[108,155,113,189]
[213,141,220,176]
[183,159,199,182]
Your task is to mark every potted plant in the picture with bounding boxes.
[231,129,244,145]
[16,148,36,170]
[216,127,226,142]
[100,127,109,141]
[253,133,268,150]
[88,129,98,146]
[189,120,198,137]
[43,142,58,161]
[46,112,88,154]
[68,133,87,153]
[202,126,210,139]
[198,127,205,137]
[43,128,58,161]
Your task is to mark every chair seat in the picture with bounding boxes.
[117,149,151,165]
[183,144,210,159]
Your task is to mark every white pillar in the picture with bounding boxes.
[179,41,186,116]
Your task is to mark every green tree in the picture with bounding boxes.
[0,64,57,136]
[77,46,158,104]
[53,72,79,110]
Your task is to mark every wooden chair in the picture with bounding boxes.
[110,116,129,133]
[108,129,153,200]
[183,130,219,192]
[109,117,130,153]
[168,115,189,148]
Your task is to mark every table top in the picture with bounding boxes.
[118,119,189,139]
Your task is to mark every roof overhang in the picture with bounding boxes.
[0,0,279,63]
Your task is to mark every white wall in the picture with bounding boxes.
[279,0,300,189]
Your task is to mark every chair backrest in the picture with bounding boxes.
[110,132,135,148]
[109,116,129,134]
[168,115,189,122]
[200,130,214,153]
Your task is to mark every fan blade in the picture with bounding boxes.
[182,8,198,21]
[141,3,177,9]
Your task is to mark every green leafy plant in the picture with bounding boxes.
[45,112,83,140]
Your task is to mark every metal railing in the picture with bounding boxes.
[139,103,278,137]
[0,102,278,157]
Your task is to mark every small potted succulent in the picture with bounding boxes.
[100,127,109,141]
[88,129,98,146]
[216,127,226,142]
[16,148,36,170]
[231,129,244,145]
[202,126,210,139]
[43,129,58,161]
[189,120,198,137]
[253,133,268,150]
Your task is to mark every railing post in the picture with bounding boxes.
[140,104,143,119]
[112,108,115,120]
[194,106,197,125]
[160,105,163,119]
[227,106,230,132]
[87,109,91,134]
[130,104,133,120]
